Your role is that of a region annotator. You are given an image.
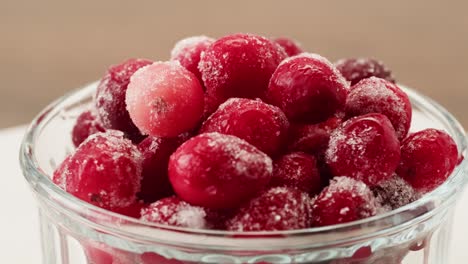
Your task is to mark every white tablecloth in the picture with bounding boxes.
[1,126,468,263]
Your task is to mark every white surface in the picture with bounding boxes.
[1,125,468,263]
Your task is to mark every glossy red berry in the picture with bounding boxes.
[95,58,153,142]
[345,77,412,140]
[335,58,395,85]
[126,61,204,137]
[273,37,303,57]
[71,110,105,147]
[170,35,215,84]
[168,132,273,209]
[199,33,287,103]
[53,130,143,211]
[200,98,289,156]
[270,152,322,194]
[267,53,349,123]
[311,177,382,227]
[397,129,458,193]
[325,113,400,186]
[226,187,312,231]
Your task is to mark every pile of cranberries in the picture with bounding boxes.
[54,33,461,234]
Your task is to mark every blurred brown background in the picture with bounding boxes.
[1,0,467,128]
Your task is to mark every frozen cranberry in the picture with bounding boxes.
[137,134,189,203]
[53,131,143,211]
[140,196,209,229]
[288,117,342,156]
[345,77,412,140]
[200,98,289,156]
[273,37,303,57]
[311,177,382,227]
[71,110,105,147]
[200,91,223,122]
[371,175,420,210]
[267,53,349,123]
[270,152,322,194]
[170,35,215,84]
[335,58,395,85]
[226,187,312,231]
[325,113,400,186]
[199,33,287,103]
[397,129,458,193]
[95,58,153,142]
[168,132,273,209]
[126,61,205,137]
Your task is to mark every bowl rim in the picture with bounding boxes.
[19,82,468,245]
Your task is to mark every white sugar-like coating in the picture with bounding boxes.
[227,187,311,231]
[372,175,420,210]
[203,132,273,176]
[347,76,409,137]
[141,199,207,229]
[170,35,214,62]
[315,176,384,218]
[278,52,350,89]
[126,61,201,135]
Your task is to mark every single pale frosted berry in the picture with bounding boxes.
[168,132,273,209]
[371,175,420,210]
[126,61,204,137]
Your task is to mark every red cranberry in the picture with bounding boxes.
[371,175,420,210]
[325,113,400,186]
[95,58,153,142]
[288,117,342,156]
[335,58,395,85]
[226,187,312,231]
[311,177,382,227]
[170,35,215,85]
[397,129,458,193]
[267,53,349,123]
[126,61,205,137]
[345,77,412,140]
[270,152,322,194]
[273,37,303,57]
[199,33,287,103]
[200,98,289,156]
[140,196,209,229]
[71,110,105,147]
[168,132,273,209]
[53,131,143,211]
[137,134,189,203]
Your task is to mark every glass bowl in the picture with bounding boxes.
[20,82,468,264]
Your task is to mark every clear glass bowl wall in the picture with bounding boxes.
[20,82,468,264]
